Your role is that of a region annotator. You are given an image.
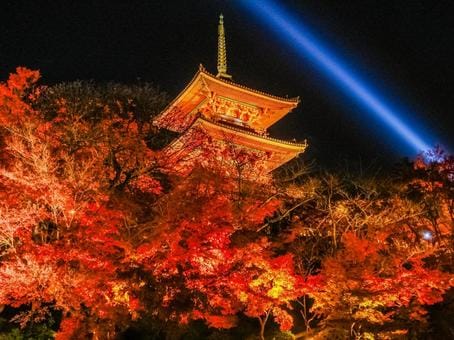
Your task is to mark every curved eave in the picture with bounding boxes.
[200,66,299,105]
[153,67,204,127]
[153,65,300,128]
[194,117,307,153]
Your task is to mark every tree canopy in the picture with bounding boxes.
[0,67,453,339]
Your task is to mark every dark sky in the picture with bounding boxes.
[1,1,453,166]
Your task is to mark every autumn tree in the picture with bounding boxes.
[0,68,312,339]
[269,155,454,338]
[1,67,453,340]
[0,68,166,338]
[133,166,319,340]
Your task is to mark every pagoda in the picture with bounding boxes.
[154,15,307,177]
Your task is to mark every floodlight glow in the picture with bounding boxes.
[239,0,436,155]
[422,230,433,241]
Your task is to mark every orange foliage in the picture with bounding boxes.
[1,68,453,339]
[0,68,157,338]
[312,232,454,335]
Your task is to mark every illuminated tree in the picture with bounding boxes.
[134,167,318,339]
[271,157,454,338]
[1,68,453,340]
[0,68,163,338]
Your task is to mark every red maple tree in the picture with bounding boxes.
[0,68,453,339]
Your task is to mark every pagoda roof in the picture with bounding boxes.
[166,117,307,172]
[196,117,307,150]
[153,65,300,132]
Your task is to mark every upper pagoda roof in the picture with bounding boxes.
[153,65,300,132]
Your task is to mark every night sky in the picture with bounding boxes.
[1,1,453,166]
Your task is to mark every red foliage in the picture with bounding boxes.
[134,171,319,336]
[55,317,81,340]
[313,232,454,331]
[0,68,153,337]
[1,68,453,339]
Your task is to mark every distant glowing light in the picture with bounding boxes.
[422,230,433,241]
[239,0,438,155]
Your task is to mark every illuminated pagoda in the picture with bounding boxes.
[154,15,307,177]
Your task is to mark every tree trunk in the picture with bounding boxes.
[258,310,270,340]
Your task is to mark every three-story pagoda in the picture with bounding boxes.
[153,15,307,176]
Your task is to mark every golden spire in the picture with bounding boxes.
[216,14,232,79]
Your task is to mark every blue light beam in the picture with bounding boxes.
[239,0,437,155]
